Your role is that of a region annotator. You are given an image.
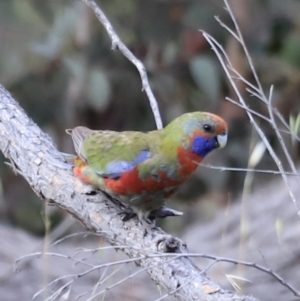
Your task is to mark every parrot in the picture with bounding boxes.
[66,112,228,232]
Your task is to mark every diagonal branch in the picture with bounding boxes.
[0,85,258,300]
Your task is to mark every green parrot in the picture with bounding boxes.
[67,112,228,231]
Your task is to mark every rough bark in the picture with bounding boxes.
[0,85,258,301]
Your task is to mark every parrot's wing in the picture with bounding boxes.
[68,127,157,179]
[96,149,151,179]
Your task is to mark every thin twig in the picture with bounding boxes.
[32,255,146,300]
[225,97,270,122]
[144,253,300,299]
[222,0,300,212]
[84,256,180,301]
[15,251,94,270]
[223,0,263,93]
[80,0,163,129]
[27,243,300,300]
[199,163,300,176]
[202,21,299,214]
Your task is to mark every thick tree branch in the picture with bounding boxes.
[0,85,258,300]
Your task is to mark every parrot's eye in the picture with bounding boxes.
[203,124,213,132]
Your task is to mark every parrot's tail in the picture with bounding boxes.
[66,127,93,161]
[60,152,77,165]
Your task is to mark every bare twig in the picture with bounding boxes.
[15,252,94,270]
[84,256,179,301]
[200,163,300,176]
[32,255,146,301]
[80,0,163,129]
[21,242,299,300]
[170,253,300,299]
[201,0,300,215]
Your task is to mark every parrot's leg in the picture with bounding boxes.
[61,152,77,163]
[103,195,154,235]
[117,208,155,236]
[139,206,184,236]
[121,206,184,221]
[119,207,136,222]
[120,208,156,237]
[99,190,129,210]
[121,206,183,235]
[98,191,138,221]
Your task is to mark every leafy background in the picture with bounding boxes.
[0,0,300,235]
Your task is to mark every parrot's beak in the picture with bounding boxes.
[216,132,227,148]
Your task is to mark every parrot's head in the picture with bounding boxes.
[164,112,228,158]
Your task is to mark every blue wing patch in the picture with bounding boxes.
[96,150,150,179]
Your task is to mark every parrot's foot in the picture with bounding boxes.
[119,206,136,222]
[141,206,183,236]
[118,207,156,236]
[61,152,77,164]
[120,205,183,222]
[148,206,183,220]
[119,206,183,236]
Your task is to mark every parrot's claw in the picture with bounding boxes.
[119,207,136,222]
[61,152,77,164]
[148,206,183,220]
[119,205,183,236]
[118,207,157,236]
[141,206,183,236]
[101,191,128,210]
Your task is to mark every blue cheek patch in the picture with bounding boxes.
[98,150,150,179]
[191,136,217,157]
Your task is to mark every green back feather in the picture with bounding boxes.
[68,112,225,177]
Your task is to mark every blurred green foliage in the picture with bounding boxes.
[1,0,300,234]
